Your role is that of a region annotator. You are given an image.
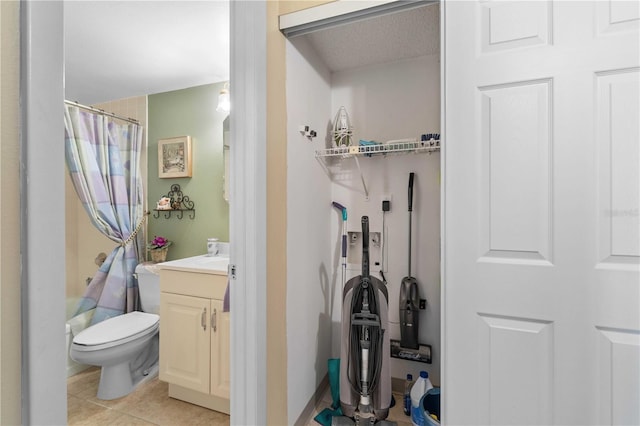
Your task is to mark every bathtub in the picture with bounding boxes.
[65,298,94,377]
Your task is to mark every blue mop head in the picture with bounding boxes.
[314,407,343,426]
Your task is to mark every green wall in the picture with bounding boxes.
[148,83,229,261]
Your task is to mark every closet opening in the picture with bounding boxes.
[281,1,442,422]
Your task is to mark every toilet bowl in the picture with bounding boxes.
[70,262,160,400]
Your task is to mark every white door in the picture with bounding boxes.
[444,1,639,425]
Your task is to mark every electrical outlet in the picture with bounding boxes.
[419,299,426,310]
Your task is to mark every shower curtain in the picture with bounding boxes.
[64,105,145,325]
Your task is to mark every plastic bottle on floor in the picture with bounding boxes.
[410,370,433,426]
[403,373,414,416]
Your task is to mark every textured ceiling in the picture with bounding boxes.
[305,2,440,72]
[64,1,229,105]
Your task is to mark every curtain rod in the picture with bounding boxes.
[64,100,140,125]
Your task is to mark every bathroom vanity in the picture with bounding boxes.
[158,255,230,414]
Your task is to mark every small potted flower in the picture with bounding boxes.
[148,235,172,263]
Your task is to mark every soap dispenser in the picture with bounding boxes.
[207,238,219,256]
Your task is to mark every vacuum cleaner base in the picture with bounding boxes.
[390,339,432,364]
[331,416,397,426]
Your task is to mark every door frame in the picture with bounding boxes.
[20,2,266,424]
[20,1,66,423]
[439,1,449,423]
[228,1,267,424]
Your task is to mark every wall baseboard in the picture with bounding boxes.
[294,374,330,426]
[391,376,406,394]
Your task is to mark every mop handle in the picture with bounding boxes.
[332,201,347,221]
[341,221,347,287]
[332,201,348,259]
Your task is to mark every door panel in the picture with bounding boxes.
[159,293,210,394]
[444,1,639,424]
[479,79,552,264]
[596,69,640,265]
[596,327,640,425]
[597,0,640,35]
[477,314,554,425]
[479,1,552,53]
[210,299,231,399]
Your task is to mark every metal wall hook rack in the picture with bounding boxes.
[152,209,196,220]
[152,183,196,220]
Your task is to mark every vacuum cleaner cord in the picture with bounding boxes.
[347,282,383,399]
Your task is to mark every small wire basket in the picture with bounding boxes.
[150,247,169,263]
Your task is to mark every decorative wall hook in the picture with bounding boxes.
[152,183,196,220]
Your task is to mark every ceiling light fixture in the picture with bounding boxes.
[216,82,230,113]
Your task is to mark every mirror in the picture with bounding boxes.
[223,115,230,203]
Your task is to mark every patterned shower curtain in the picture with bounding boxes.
[64,105,145,325]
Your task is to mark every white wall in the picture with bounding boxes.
[285,37,334,422]
[330,55,441,385]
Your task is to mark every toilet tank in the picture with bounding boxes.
[135,263,160,314]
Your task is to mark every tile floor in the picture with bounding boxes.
[67,367,230,425]
[68,367,411,426]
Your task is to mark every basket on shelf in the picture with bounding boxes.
[150,246,169,263]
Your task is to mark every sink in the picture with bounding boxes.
[194,255,229,268]
[159,254,229,274]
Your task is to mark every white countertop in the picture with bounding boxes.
[158,254,229,276]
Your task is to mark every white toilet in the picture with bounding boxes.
[70,263,160,400]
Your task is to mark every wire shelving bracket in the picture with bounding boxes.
[314,139,440,199]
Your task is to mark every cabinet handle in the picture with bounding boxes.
[211,308,217,332]
[201,308,207,331]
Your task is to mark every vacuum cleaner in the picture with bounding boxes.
[400,172,420,349]
[332,216,395,426]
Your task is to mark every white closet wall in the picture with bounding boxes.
[285,36,334,423]
[330,55,441,384]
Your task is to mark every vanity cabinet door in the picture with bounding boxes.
[210,299,231,399]
[160,293,211,394]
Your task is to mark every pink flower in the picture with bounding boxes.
[148,236,172,250]
[153,236,167,246]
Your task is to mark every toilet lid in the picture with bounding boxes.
[73,311,159,346]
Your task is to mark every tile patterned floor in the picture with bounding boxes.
[67,367,230,425]
[69,367,412,425]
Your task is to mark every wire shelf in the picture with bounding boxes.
[315,139,440,158]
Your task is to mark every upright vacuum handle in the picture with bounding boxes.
[408,172,415,212]
[362,216,369,279]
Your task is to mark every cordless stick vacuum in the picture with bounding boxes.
[400,173,420,350]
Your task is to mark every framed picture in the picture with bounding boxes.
[158,136,192,178]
